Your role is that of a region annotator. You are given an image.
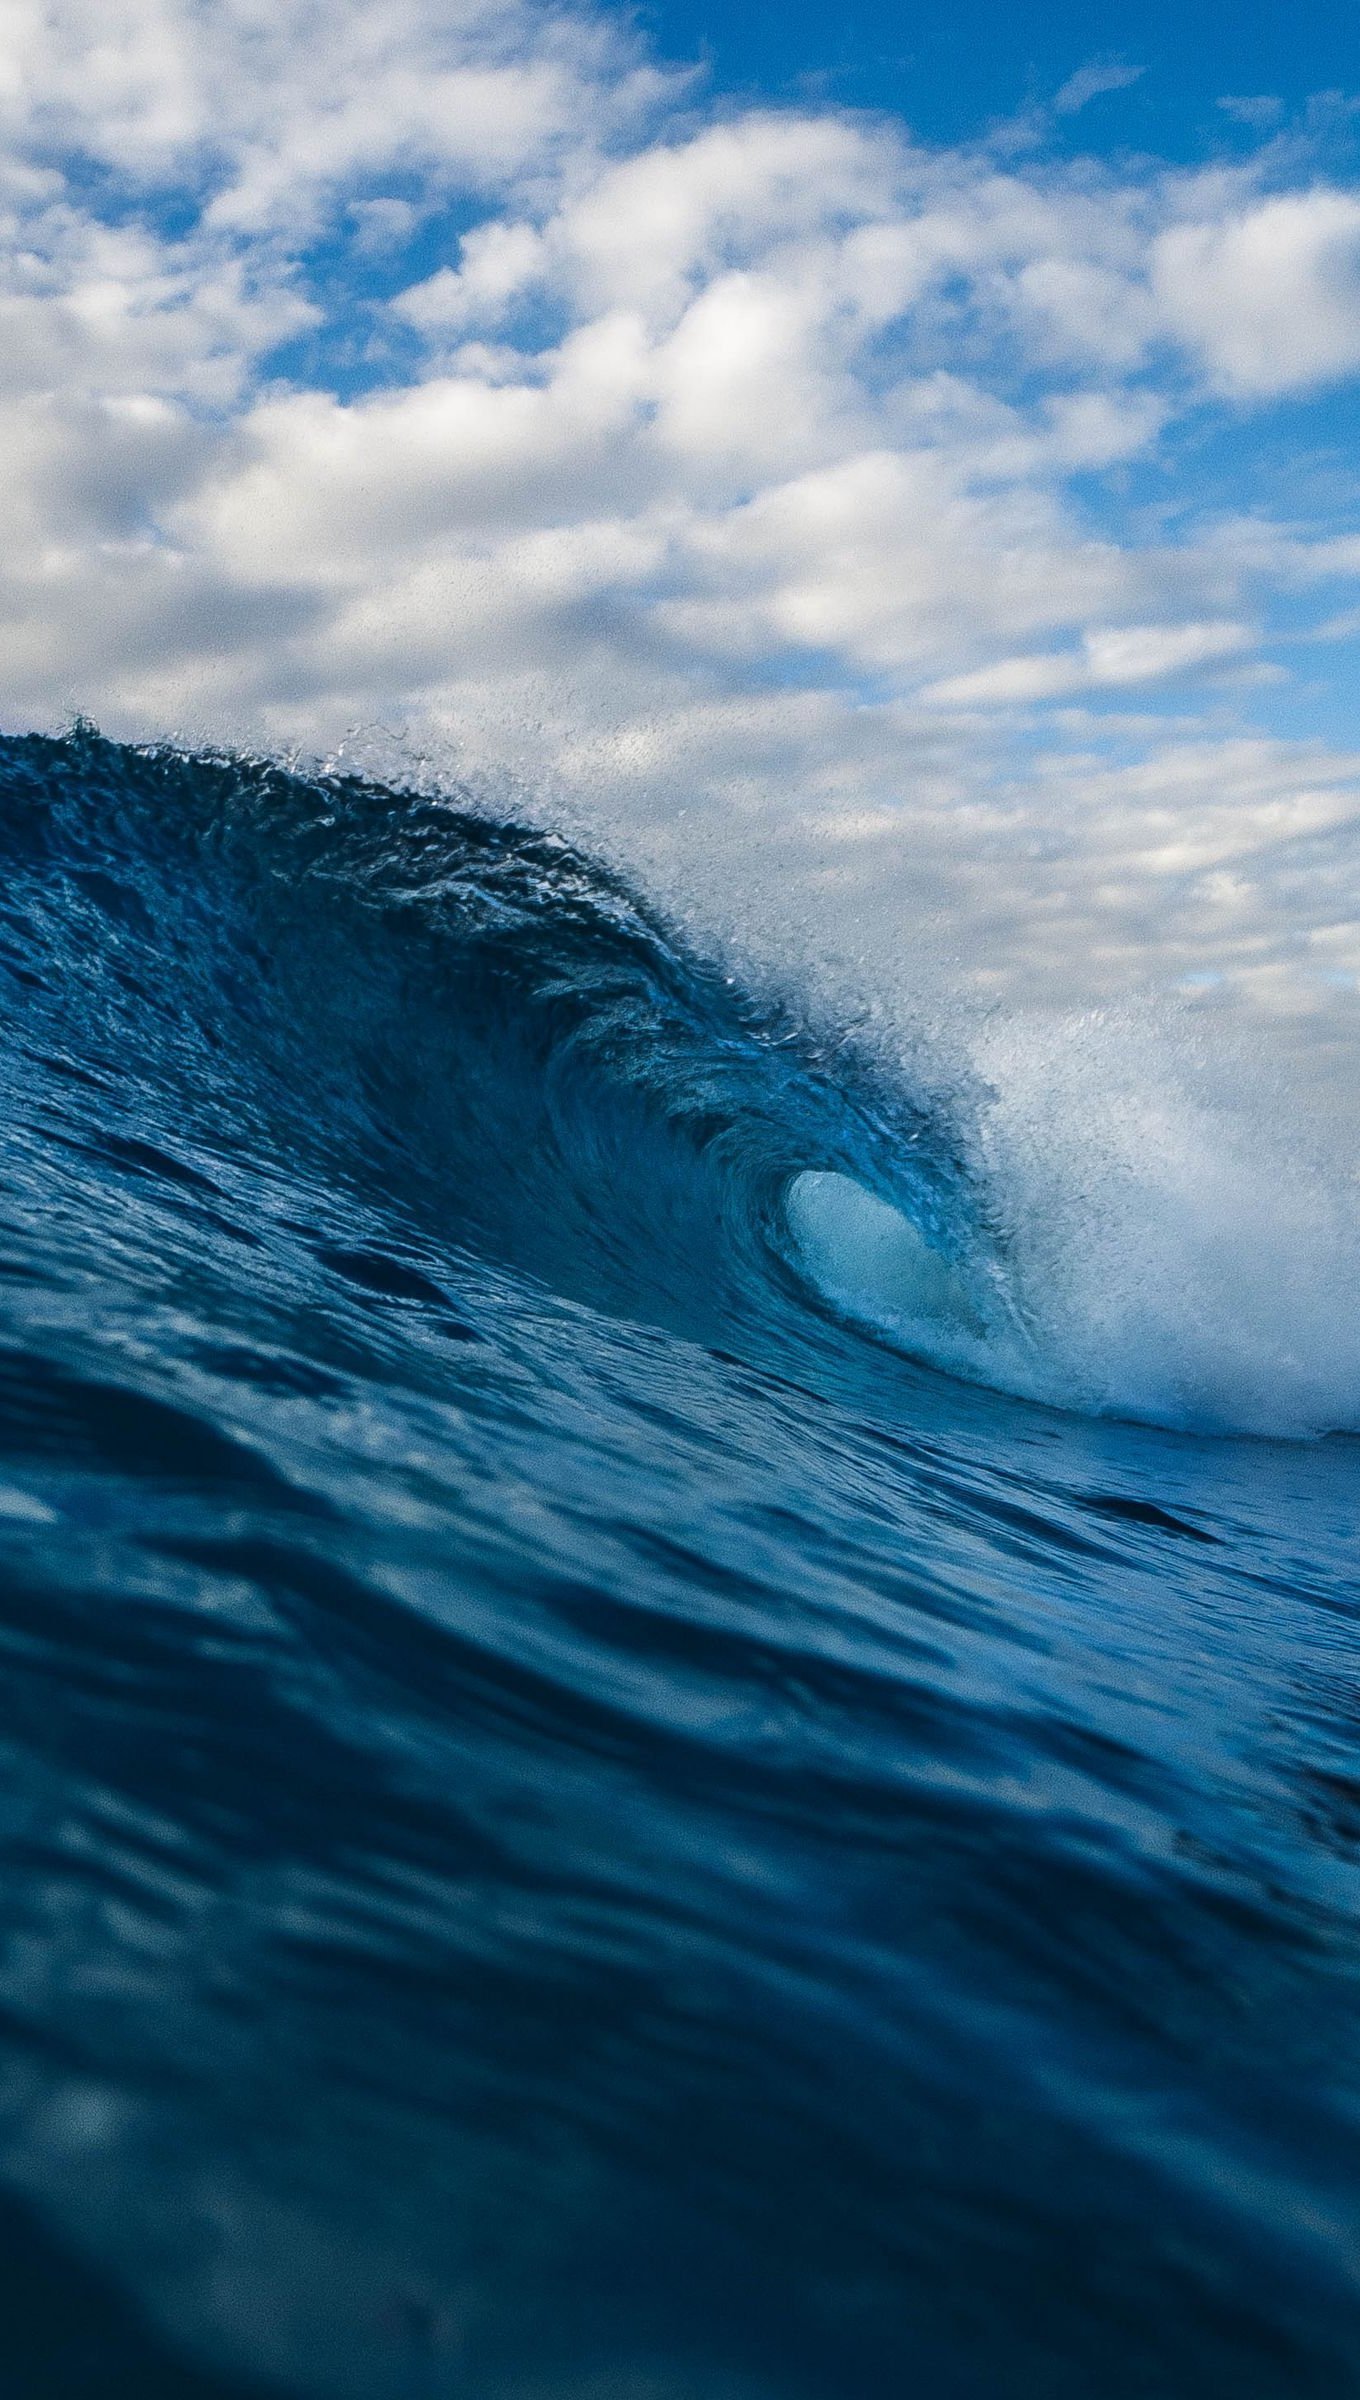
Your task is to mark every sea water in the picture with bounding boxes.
[0,726,1356,2398]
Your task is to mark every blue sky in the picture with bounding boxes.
[642,0,1359,154]
[2,0,1359,1044]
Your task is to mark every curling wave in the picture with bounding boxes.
[10,720,1356,1440]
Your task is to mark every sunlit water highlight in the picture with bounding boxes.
[0,728,1356,2399]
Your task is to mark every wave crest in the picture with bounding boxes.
[4,726,1357,1439]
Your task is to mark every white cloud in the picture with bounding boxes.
[348,197,421,256]
[1052,62,1145,118]
[0,0,670,230]
[1216,95,1284,131]
[395,222,546,331]
[1152,189,1360,394]
[923,621,1255,706]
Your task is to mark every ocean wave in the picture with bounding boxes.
[0,728,1357,2400]
[5,724,1354,1440]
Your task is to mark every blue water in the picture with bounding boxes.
[0,725,1356,2399]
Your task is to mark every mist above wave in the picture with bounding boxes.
[785,1006,1360,1440]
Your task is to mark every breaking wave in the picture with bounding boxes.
[0,727,1357,2400]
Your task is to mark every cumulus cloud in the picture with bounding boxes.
[0,0,670,228]
[922,621,1256,707]
[1153,190,1360,394]
[0,0,1359,1050]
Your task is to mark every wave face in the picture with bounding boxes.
[0,727,1357,2399]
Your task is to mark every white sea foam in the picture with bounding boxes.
[788,1009,1360,1439]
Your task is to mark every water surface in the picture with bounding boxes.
[0,728,1356,2397]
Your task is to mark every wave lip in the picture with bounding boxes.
[784,1097,1360,1441]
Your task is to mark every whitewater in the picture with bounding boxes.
[0,724,1356,2398]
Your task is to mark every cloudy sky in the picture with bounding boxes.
[4,0,1360,1049]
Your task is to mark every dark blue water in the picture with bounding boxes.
[0,725,1356,2400]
